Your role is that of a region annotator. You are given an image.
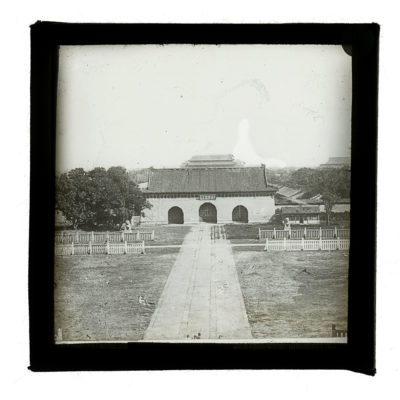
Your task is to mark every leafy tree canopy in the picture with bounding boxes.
[270,166,350,226]
[275,167,350,199]
[56,166,151,230]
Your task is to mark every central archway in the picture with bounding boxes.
[232,205,248,223]
[168,206,184,224]
[199,202,217,223]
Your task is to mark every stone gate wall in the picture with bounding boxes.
[141,195,275,224]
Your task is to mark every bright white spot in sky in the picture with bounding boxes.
[233,118,286,168]
[56,44,352,172]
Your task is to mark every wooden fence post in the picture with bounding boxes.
[304,227,306,238]
[142,241,145,254]
[301,237,304,251]
[106,240,110,255]
[124,241,128,254]
[273,227,276,239]
[91,231,94,241]
[265,238,269,251]
[319,227,322,239]
[71,242,74,255]
[337,237,340,250]
[258,228,261,240]
[334,226,337,238]
[89,241,92,255]
[75,230,79,243]
[319,237,322,250]
[151,230,155,240]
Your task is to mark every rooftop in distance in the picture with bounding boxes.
[181,154,245,168]
[320,157,351,169]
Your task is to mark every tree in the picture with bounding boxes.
[321,191,339,226]
[55,168,94,229]
[274,166,350,226]
[56,166,151,230]
[318,169,348,226]
[87,167,111,227]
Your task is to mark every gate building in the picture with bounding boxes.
[140,155,277,224]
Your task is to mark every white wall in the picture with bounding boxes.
[286,216,320,225]
[142,195,275,224]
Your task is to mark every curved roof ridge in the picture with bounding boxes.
[146,166,276,194]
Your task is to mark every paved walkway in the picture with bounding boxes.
[144,224,252,340]
[145,243,265,249]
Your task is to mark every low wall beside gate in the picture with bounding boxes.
[259,227,350,240]
[55,230,155,245]
[264,237,350,252]
[55,241,146,256]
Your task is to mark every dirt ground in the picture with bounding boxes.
[54,223,349,341]
[233,250,349,338]
[54,248,179,342]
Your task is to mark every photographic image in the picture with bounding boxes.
[54,44,351,343]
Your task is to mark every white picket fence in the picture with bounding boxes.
[55,230,154,244]
[264,238,350,252]
[55,241,146,256]
[259,227,350,240]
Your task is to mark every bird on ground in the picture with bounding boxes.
[138,295,148,305]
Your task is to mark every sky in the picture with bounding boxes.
[56,44,352,172]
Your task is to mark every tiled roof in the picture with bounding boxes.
[325,157,351,165]
[146,167,276,193]
[302,198,350,205]
[276,186,303,198]
[281,206,320,215]
[188,154,234,161]
[275,197,303,206]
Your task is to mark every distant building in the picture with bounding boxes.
[320,157,351,169]
[141,155,277,224]
[307,198,351,213]
[276,186,304,199]
[274,186,305,206]
[281,206,320,225]
[181,154,244,168]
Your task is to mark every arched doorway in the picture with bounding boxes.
[168,206,184,224]
[232,205,248,223]
[199,203,217,223]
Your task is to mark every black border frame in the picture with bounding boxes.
[29,22,378,374]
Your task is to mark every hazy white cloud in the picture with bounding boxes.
[56,44,351,172]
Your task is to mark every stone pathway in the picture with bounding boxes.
[143,224,252,340]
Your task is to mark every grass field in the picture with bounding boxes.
[54,248,179,342]
[225,223,272,240]
[54,223,349,341]
[233,249,349,338]
[147,225,192,245]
